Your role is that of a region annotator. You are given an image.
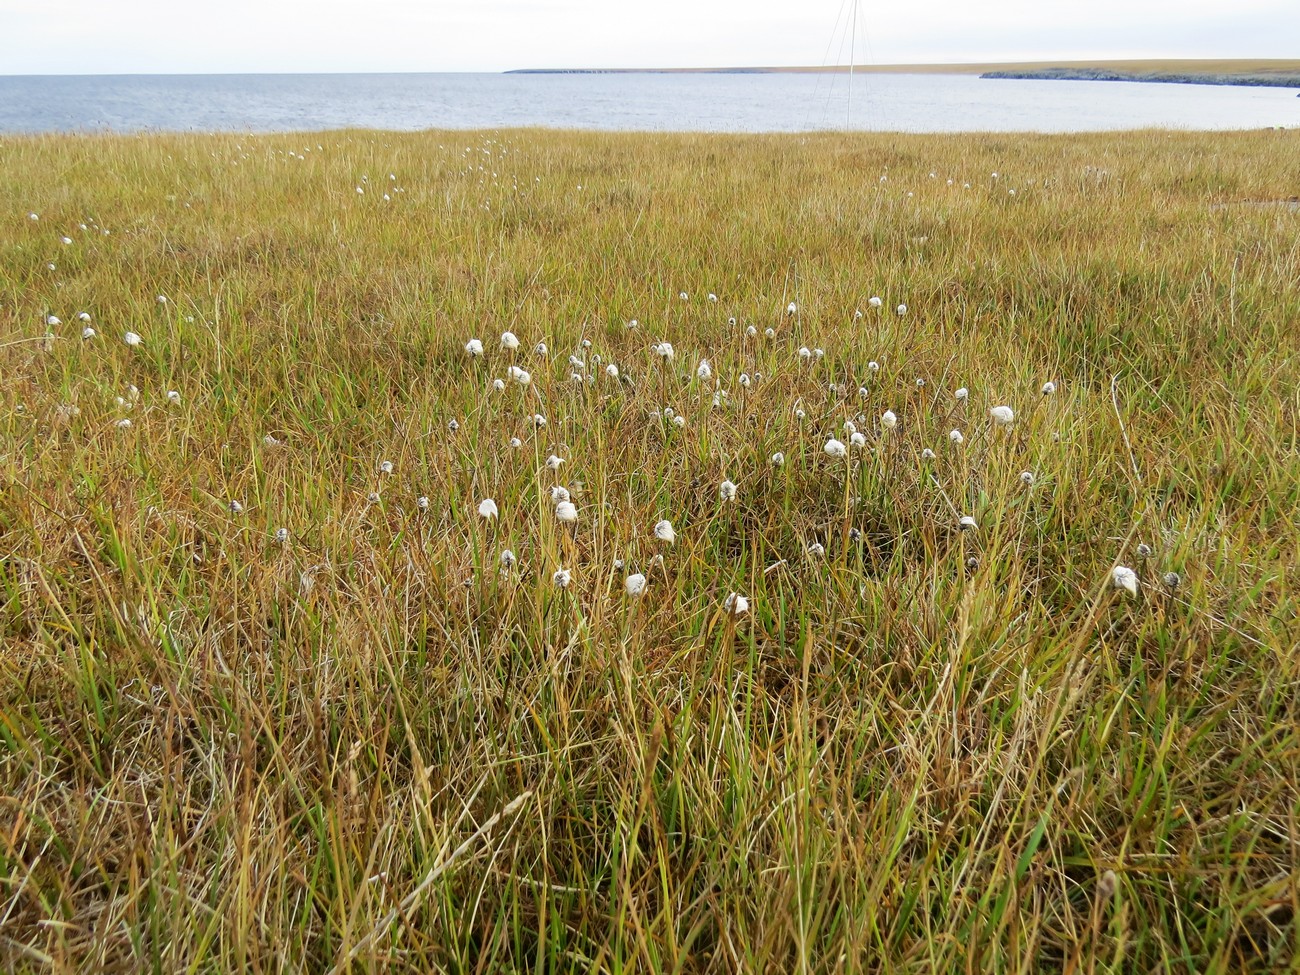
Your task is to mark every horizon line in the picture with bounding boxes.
[5,57,1300,79]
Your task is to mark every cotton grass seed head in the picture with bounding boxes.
[881,410,898,430]
[654,519,676,544]
[555,500,578,523]
[625,573,647,597]
[949,429,964,444]
[770,451,785,467]
[492,378,505,391]
[167,390,181,405]
[478,498,498,519]
[605,364,619,379]
[417,496,430,510]
[228,500,244,514]
[1020,470,1035,485]
[990,405,1015,426]
[500,549,517,568]
[274,527,289,544]
[82,327,96,339]
[508,365,530,385]
[1041,381,1057,396]
[723,592,749,615]
[500,330,520,350]
[867,360,880,373]
[553,568,572,588]
[764,327,775,339]
[959,515,977,531]
[824,438,847,458]
[535,342,548,356]
[546,454,564,471]
[850,432,867,448]
[465,338,484,357]
[653,342,674,360]
[1112,565,1139,597]
[719,479,737,502]
[123,331,142,347]
[696,359,712,381]
[896,304,907,316]
[379,460,394,475]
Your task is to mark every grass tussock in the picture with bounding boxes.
[1,127,1299,972]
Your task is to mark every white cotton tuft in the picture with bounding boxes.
[1112,566,1139,597]
[723,592,749,615]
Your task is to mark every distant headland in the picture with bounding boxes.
[507,58,1300,90]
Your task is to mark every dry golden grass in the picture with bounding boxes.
[1,127,1299,972]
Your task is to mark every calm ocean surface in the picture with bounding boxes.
[1,72,1296,134]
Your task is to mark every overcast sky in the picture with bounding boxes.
[2,0,1294,74]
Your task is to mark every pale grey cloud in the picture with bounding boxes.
[1,0,1295,74]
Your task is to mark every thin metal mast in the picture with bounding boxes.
[847,0,857,127]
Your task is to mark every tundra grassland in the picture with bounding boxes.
[1,128,1299,973]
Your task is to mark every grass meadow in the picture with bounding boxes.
[1,127,1299,972]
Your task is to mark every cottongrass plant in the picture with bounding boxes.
[1,126,1297,974]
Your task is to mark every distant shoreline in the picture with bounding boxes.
[982,68,1300,89]
[507,59,1300,90]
